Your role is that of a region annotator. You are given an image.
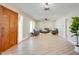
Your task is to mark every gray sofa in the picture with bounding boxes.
[30,29,40,36]
[40,28,50,33]
[51,28,58,35]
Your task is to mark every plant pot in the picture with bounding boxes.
[74,45,79,53]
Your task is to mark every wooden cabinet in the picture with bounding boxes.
[0,5,18,52]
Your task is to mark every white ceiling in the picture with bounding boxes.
[5,3,79,21]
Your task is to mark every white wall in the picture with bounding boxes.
[36,21,55,30]
[23,15,31,40]
[55,17,66,38]
[18,14,23,43]
[55,8,79,44]
[18,14,31,43]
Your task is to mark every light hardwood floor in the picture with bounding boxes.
[2,33,79,55]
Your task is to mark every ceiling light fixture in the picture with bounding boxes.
[44,3,50,11]
[45,18,48,21]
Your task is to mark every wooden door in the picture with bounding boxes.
[9,10,16,46]
[1,7,10,51]
[14,13,18,44]
[0,6,3,52]
[0,5,18,52]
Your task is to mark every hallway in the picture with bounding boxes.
[2,33,78,55]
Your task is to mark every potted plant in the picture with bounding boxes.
[69,16,79,53]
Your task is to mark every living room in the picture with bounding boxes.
[0,3,79,55]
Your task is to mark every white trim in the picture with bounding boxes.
[67,39,74,44]
[23,36,31,40]
[18,36,31,44]
[18,36,30,44]
[58,34,74,45]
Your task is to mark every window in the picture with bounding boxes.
[30,20,35,32]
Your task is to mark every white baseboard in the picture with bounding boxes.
[67,39,74,44]
[58,34,74,45]
[18,36,31,44]
[24,36,30,40]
